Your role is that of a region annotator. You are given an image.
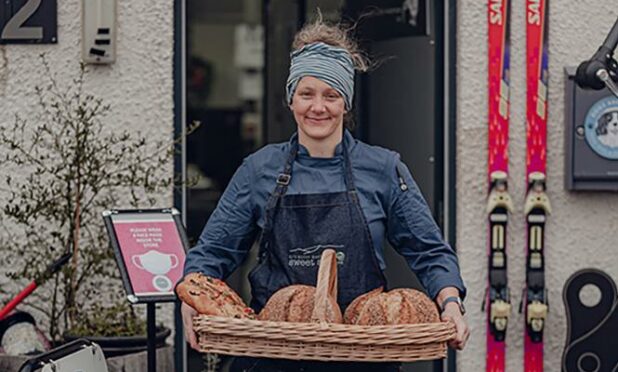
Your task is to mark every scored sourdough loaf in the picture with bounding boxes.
[258,249,343,323]
[343,287,440,325]
[258,285,316,322]
[176,273,256,319]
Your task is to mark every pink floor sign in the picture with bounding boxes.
[113,220,186,295]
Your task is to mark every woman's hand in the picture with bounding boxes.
[436,287,469,350]
[441,302,470,350]
[181,301,200,350]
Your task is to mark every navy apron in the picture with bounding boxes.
[231,136,399,372]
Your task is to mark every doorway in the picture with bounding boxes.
[176,1,455,371]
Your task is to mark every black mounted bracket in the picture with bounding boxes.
[575,16,618,97]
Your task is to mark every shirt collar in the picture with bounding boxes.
[293,129,355,157]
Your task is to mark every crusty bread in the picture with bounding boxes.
[344,288,439,325]
[176,273,255,319]
[390,288,440,323]
[259,249,343,324]
[258,282,344,323]
[343,286,383,324]
[288,286,316,322]
[258,285,315,322]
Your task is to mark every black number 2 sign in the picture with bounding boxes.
[0,0,57,44]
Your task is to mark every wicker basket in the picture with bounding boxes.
[194,316,455,362]
[193,250,456,362]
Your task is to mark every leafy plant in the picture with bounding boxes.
[0,54,191,341]
[67,302,147,338]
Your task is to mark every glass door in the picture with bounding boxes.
[180,1,449,371]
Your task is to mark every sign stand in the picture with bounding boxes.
[103,208,189,372]
[147,302,156,372]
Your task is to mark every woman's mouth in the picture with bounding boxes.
[306,117,330,124]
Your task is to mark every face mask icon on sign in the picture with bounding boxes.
[132,250,179,292]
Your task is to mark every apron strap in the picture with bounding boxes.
[262,133,359,244]
[262,140,299,240]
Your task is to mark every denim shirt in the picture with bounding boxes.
[184,130,466,300]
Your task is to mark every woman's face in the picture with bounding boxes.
[290,76,346,143]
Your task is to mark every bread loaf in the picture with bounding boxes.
[259,249,343,324]
[344,288,439,325]
[342,286,383,324]
[176,273,255,319]
[258,285,316,322]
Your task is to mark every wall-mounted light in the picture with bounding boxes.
[82,0,116,64]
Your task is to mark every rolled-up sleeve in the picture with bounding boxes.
[385,158,466,300]
[183,159,258,279]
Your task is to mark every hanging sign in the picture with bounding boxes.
[0,0,57,44]
[564,67,618,191]
[103,209,189,304]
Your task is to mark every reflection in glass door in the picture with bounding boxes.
[184,1,264,370]
[185,1,264,242]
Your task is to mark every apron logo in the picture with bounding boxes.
[335,251,346,265]
[288,244,345,267]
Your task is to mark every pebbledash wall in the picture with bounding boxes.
[3,1,617,370]
[0,1,176,332]
[457,1,618,372]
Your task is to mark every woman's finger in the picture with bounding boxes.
[458,321,466,338]
[188,328,198,350]
[181,302,200,350]
[459,322,470,349]
[452,317,468,349]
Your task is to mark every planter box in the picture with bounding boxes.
[0,345,173,372]
[107,345,174,371]
[64,327,172,358]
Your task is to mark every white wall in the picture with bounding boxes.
[0,0,176,332]
[457,1,618,371]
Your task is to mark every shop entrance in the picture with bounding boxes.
[179,1,453,371]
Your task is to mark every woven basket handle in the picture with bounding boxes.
[311,249,338,322]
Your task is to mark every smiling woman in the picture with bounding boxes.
[181,12,468,372]
[284,31,358,157]
[290,76,346,157]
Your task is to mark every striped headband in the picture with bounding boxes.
[286,42,355,110]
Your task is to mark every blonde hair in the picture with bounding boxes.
[292,13,370,73]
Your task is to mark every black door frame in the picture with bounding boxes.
[443,1,458,371]
[173,0,186,371]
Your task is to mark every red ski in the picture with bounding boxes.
[523,0,551,371]
[485,1,513,371]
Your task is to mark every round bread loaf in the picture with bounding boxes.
[342,286,383,324]
[344,288,439,325]
[258,249,343,324]
[258,285,316,322]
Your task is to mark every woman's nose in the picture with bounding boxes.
[310,98,326,113]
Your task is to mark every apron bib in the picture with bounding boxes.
[248,136,386,312]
